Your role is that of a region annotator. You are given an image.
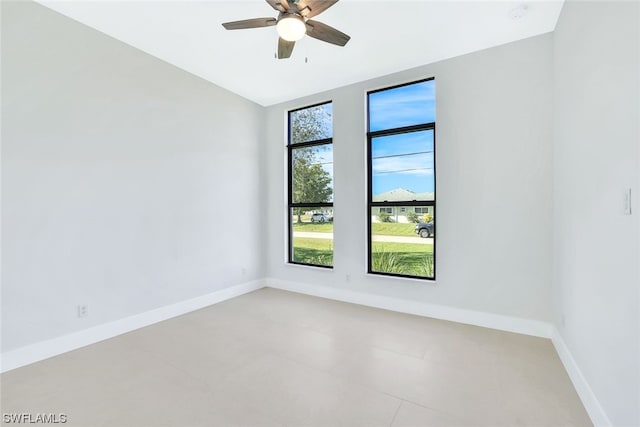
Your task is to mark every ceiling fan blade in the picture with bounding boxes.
[277,37,295,59]
[305,19,350,46]
[265,0,289,12]
[222,17,277,30]
[279,0,291,10]
[296,0,338,18]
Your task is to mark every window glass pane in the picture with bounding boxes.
[290,103,333,144]
[292,144,333,204]
[370,207,434,278]
[371,130,434,201]
[290,207,333,267]
[369,80,435,132]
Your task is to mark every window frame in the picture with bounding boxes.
[366,78,436,280]
[287,101,334,269]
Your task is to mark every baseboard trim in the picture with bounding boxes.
[2,276,607,427]
[0,278,554,373]
[551,328,611,427]
[0,280,264,373]
[265,278,552,338]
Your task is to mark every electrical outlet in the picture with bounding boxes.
[241,267,247,276]
[77,305,88,318]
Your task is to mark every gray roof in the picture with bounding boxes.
[372,188,434,203]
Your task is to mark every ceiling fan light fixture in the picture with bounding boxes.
[277,14,306,41]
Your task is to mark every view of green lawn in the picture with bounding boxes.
[371,242,434,277]
[292,222,417,236]
[292,222,333,232]
[370,223,416,236]
[292,237,333,266]
[291,233,433,276]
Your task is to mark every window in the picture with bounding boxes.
[288,102,334,267]
[367,79,436,279]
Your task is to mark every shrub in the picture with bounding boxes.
[406,211,421,223]
[377,211,392,223]
[417,253,434,277]
[372,250,406,274]
[422,213,433,223]
[306,254,333,266]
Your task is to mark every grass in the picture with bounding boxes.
[371,222,417,237]
[291,236,433,277]
[371,242,434,278]
[292,221,416,236]
[292,237,333,266]
[371,241,433,253]
[292,222,334,232]
[371,250,406,274]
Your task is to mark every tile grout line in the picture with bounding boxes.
[293,319,430,362]
[395,396,467,421]
[380,391,443,414]
[388,400,403,427]
[241,319,470,419]
[240,338,447,422]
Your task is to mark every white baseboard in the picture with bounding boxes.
[551,328,611,427]
[265,278,552,338]
[2,275,607,427]
[0,277,553,373]
[0,279,264,373]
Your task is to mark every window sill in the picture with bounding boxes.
[366,271,437,284]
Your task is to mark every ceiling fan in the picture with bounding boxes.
[222,0,350,59]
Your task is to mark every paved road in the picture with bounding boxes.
[293,231,433,245]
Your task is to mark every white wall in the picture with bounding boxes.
[552,1,640,425]
[3,2,638,424]
[1,1,264,352]
[264,34,554,324]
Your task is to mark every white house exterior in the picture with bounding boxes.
[371,188,434,223]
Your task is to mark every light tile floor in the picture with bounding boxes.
[1,288,592,427]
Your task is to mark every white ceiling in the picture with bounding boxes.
[38,0,564,106]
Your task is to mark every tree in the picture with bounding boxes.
[291,105,331,144]
[291,105,333,223]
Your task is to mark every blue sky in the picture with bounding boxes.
[310,144,334,180]
[369,80,435,132]
[369,81,435,195]
[290,81,435,197]
[372,131,434,195]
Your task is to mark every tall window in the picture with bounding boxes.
[288,102,334,268]
[367,79,436,279]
